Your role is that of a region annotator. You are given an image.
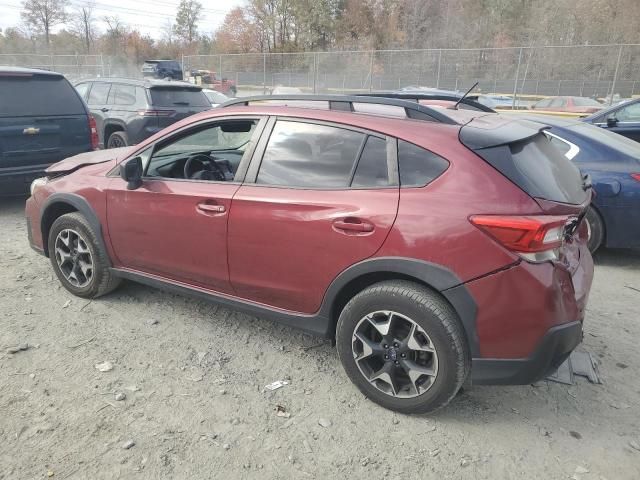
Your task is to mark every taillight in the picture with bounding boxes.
[631,173,640,182]
[470,215,575,263]
[137,109,175,117]
[88,115,99,150]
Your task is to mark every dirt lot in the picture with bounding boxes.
[1,195,639,480]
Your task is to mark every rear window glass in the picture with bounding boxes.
[509,134,587,204]
[149,88,209,107]
[398,140,449,187]
[0,74,85,117]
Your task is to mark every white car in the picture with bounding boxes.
[203,89,230,107]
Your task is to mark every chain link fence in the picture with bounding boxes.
[0,53,106,82]
[184,44,640,102]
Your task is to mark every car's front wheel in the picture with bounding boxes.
[336,280,469,414]
[48,213,121,298]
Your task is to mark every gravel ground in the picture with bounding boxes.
[1,195,639,479]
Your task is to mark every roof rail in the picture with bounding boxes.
[220,94,460,125]
[356,92,495,113]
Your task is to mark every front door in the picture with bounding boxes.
[106,117,262,293]
[228,119,400,313]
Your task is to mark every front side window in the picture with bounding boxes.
[550,97,566,108]
[611,102,640,122]
[256,121,365,188]
[145,120,257,181]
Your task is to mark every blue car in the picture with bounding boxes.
[582,98,640,143]
[519,114,640,252]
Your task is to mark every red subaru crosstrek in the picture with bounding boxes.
[25,95,594,414]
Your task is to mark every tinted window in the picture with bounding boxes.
[547,135,572,156]
[550,98,565,108]
[149,88,209,107]
[569,123,640,157]
[87,82,110,105]
[0,74,85,117]
[112,84,136,105]
[160,61,181,70]
[510,134,586,204]
[257,121,364,188]
[398,140,449,187]
[352,136,389,187]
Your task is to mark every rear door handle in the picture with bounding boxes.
[333,218,374,233]
[100,107,109,112]
[197,202,226,214]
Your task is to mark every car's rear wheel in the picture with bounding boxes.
[336,280,469,414]
[107,131,128,149]
[585,205,604,253]
[48,213,121,298]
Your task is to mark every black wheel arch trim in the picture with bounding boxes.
[317,257,479,356]
[40,193,112,266]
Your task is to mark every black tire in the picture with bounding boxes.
[336,280,470,414]
[585,206,604,253]
[48,212,121,299]
[229,86,237,96]
[106,131,128,149]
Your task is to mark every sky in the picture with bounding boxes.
[0,0,246,38]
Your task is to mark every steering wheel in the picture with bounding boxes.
[183,154,226,181]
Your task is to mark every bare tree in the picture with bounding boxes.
[174,0,203,44]
[70,1,95,53]
[161,18,175,47]
[21,0,68,49]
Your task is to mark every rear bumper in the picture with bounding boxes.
[471,320,583,385]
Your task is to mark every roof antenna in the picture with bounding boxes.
[451,81,479,110]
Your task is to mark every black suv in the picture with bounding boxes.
[142,60,183,80]
[74,78,211,149]
[0,67,96,195]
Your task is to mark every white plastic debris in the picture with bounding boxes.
[94,361,114,372]
[264,380,289,392]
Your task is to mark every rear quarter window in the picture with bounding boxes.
[0,74,85,117]
[398,140,449,187]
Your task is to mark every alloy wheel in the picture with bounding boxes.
[54,229,94,288]
[351,310,439,398]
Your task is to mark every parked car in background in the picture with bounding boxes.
[74,78,210,148]
[530,96,603,115]
[0,67,97,195]
[26,95,593,414]
[270,86,304,95]
[190,69,237,96]
[203,88,230,107]
[519,114,640,252]
[583,98,640,143]
[142,60,183,81]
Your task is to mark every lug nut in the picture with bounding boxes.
[384,355,389,360]
[401,353,406,358]
[394,361,399,365]
[383,344,388,349]
[393,343,399,348]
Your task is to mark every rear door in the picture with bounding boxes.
[0,71,90,173]
[148,86,211,130]
[228,118,400,314]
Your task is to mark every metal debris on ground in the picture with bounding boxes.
[275,404,291,418]
[6,343,29,354]
[546,350,600,385]
[94,361,114,372]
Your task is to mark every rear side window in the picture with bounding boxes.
[88,82,110,105]
[257,121,364,188]
[509,134,586,204]
[398,140,449,187]
[0,74,85,117]
[352,136,389,187]
[150,88,209,107]
[111,84,136,105]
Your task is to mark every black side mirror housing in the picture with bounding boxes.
[606,116,618,127]
[120,156,143,190]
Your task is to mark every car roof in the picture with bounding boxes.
[75,77,201,89]
[0,66,63,77]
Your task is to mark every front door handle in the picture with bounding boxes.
[100,107,110,112]
[333,218,374,233]
[197,202,226,214]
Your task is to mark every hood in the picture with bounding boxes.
[45,146,134,175]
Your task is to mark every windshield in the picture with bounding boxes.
[569,123,640,158]
[572,97,602,107]
[150,88,209,107]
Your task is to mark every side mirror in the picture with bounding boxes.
[120,156,143,190]
[606,116,618,127]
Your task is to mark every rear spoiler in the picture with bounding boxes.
[459,117,547,150]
